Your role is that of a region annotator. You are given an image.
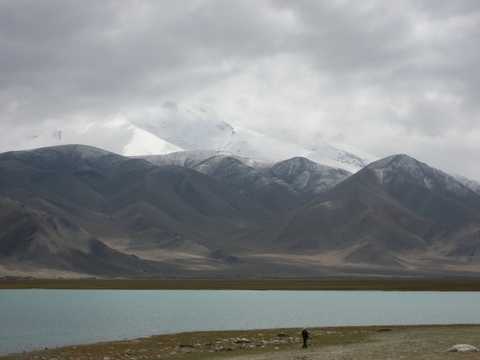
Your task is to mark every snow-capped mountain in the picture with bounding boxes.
[131,103,370,172]
[3,144,480,277]
[368,154,475,197]
[307,144,369,173]
[143,150,267,169]
[270,157,351,194]
[0,119,181,157]
[454,175,480,196]
[3,102,369,172]
[278,152,480,268]
[142,151,351,197]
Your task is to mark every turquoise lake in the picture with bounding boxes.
[1,290,480,355]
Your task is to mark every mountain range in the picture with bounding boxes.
[1,143,480,278]
[4,103,369,173]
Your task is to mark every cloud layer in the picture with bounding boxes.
[1,0,480,178]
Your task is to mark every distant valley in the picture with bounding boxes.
[1,144,480,278]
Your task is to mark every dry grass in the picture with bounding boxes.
[2,278,480,291]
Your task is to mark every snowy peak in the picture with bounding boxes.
[454,175,480,195]
[1,119,182,158]
[367,153,474,197]
[272,156,335,175]
[3,144,114,161]
[141,150,266,170]
[369,154,421,170]
[0,144,143,175]
[1,101,370,173]
[368,154,425,183]
[140,151,349,196]
[130,102,370,172]
[307,143,369,172]
[132,104,236,151]
[42,144,112,158]
[270,157,351,194]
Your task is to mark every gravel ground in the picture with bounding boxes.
[226,326,480,360]
[4,326,480,360]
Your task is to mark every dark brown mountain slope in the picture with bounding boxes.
[0,145,282,275]
[0,197,174,276]
[277,155,480,269]
[2,146,480,277]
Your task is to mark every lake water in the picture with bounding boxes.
[1,290,480,355]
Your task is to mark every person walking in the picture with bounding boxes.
[301,328,310,348]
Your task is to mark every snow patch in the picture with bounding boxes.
[374,169,385,184]
[123,126,181,156]
[423,177,433,189]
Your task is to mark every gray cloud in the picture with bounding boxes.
[1,0,480,178]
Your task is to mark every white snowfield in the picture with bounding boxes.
[129,104,370,172]
[1,118,180,158]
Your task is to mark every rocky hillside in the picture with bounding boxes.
[1,145,480,277]
[278,154,480,271]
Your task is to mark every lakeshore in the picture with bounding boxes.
[2,325,480,360]
[3,278,480,291]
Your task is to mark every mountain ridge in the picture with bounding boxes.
[277,153,480,271]
[1,145,480,278]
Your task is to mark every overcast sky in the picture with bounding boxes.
[1,0,480,178]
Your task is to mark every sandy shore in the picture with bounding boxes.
[3,325,480,360]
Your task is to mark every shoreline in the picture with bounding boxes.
[3,324,480,360]
[2,278,480,291]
